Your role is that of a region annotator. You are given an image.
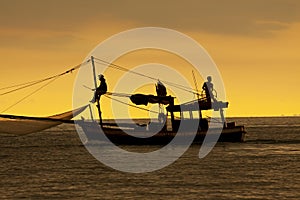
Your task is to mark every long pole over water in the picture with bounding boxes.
[91,56,103,126]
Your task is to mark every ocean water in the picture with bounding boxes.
[0,117,299,199]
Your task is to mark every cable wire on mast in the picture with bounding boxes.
[93,57,201,95]
[1,77,59,113]
[0,60,90,113]
[0,60,90,96]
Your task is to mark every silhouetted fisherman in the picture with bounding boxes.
[202,76,217,103]
[90,74,107,103]
[156,80,167,96]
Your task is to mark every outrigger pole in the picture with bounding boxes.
[91,56,103,126]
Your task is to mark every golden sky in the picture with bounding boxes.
[0,0,299,117]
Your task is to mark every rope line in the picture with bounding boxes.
[0,78,53,91]
[0,56,209,114]
[94,59,157,81]
[93,57,201,95]
[105,92,131,97]
[0,60,90,96]
[103,94,160,115]
[1,76,59,96]
[0,60,90,112]
[1,77,59,113]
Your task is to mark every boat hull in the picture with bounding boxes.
[76,121,246,145]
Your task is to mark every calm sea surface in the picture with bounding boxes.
[0,117,299,199]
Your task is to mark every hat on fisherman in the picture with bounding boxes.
[98,74,104,79]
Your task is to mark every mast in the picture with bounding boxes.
[192,70,202,119]
[91,56,103,126]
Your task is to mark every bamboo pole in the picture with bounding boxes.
[91,56,103,126]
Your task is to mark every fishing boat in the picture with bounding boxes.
[0,56,246,144]
[76,57,246,145]
[77,100,246,145]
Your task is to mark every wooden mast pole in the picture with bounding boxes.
[192,70,202,119]
[91,56,103,126]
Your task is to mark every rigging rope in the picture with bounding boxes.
[0,60,90,113]
[0,60,90,96]
[105,92,131,97]
[1,77,59,113]
[103,94,160,115]
[1,55,206,114]
[103,95,182,120]
[1,76,60,96]
[93,57,201,96]
[0,78,52,91]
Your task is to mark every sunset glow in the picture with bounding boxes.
[0,1,299,117]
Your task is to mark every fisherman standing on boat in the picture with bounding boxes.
[90,74,107,103]
[202,76,217,103]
